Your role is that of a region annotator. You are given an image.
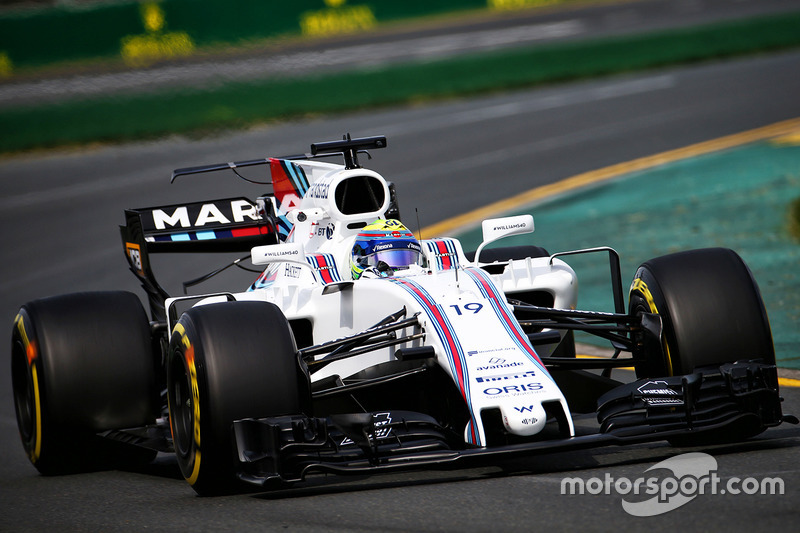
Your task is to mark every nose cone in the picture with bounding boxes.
[500,401,547,436]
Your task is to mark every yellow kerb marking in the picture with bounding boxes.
[770,132,800,146]
[778,377,800,388]
[421,117,800,238]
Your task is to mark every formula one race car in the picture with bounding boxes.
[11,135,795,495]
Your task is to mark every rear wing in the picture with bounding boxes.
[121,134,391,321]
[120,197,279,321]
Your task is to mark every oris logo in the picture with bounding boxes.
[483,383,543,396]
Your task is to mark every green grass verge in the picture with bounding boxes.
[2,11,800,154]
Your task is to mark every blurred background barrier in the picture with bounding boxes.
[0,0,572,73]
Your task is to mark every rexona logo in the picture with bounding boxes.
[148,199,258,230]
[308,181,331,199]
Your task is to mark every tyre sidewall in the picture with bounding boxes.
[167,301,306,495]
[11,291,156,474]
[630,248,774,376]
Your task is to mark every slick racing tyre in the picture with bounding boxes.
[629,248,774,378]
[167,301,310,496]
[11,291,158,475]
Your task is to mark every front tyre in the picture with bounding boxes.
[629,248,774,378]
[167,301,309,496]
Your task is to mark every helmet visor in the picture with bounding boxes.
[370,249,420,269]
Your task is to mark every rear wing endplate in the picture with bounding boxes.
[120,197,278,321]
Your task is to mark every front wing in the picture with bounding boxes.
[233,360,793,487]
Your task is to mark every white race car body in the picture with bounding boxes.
[189,154,578,446]
[94,134,783,493]
[12,135,786,495]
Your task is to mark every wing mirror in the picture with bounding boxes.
[473,215,534,265]
[251,242,307,266]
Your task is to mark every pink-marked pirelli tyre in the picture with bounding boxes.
[11,291,158,475]
[167,301,310,496]
[629,247,775,379]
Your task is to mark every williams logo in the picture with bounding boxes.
[492,223,527,231]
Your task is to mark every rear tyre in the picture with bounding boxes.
[629,248,774,378]
[167,301,309,496]
[11,291,158,475]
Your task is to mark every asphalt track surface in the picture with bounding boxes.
[2,51,799,532]
[3,10,800,533]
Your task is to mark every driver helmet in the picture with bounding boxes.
[350,219,422,279]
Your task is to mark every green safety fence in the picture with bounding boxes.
[0,0,566,74]
[2,10,799,154]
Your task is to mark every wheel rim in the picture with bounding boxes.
[629,279,674,377]
[170,356,194,458]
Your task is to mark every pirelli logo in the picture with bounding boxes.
[475,369,536,383]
